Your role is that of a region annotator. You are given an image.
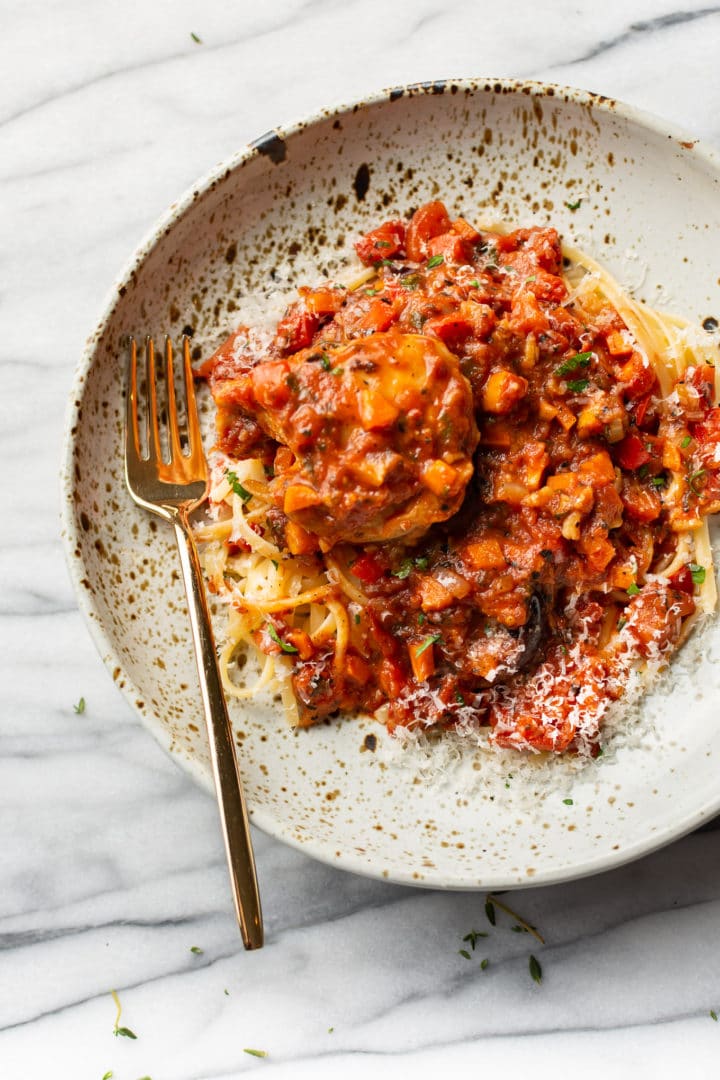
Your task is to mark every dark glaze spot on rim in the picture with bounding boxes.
[353,163,370,201]
[253,130,287,165]
[389,88,405,102]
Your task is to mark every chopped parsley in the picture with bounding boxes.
[563,798,574,806]
[617,617,628,631]
[392,555,429,578]
[627,583,641,597]
[681,435,692,448]
[690,563,706,586]
[415,633,442,657]
[73,697,86,714]
[564,199,582,211]
[401,275,420,290]
[566,378,590,394]
[226,470,251,502]
[266,623,298,653]
[455,691,466,706]
[426,254,445,269]
[470,279,480,288]
[392,558,414,579]
[556,351,592,376]
[529,955,543,984]
[650,476,666,487]
[374,240,392,248]
[320,354,332,371]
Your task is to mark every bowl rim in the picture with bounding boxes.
[59,77,720,890]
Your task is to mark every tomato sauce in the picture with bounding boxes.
[205,201,720,753]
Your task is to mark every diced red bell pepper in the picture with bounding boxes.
[669,564,695,595]
[350,552,385,585]
[275,302,318,353]
[405,201,452,261]
[615,433,651,471]
[354,220,406,266]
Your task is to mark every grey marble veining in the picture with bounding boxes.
[3,0,720,1076]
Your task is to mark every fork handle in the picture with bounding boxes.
[173,513,264,950]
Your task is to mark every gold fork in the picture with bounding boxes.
[125,336,263,950]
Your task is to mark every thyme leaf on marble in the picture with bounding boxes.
[190,31,202,43]
[529,955,543,984]
[190,945,203,955]
[711,1010,718,1021]
[73,697,86,714]
[458,949,471,960]
[480,958,489,970]
[243,1049,268,1058]
[485,894,545,943]
[102,1073,113,1080]
[484,898,496,926]
[462,929,489,950]
[111,989,137,1039]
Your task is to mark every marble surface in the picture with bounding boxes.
[3,1,720,1076]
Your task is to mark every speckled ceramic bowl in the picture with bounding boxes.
[61,80,720,889]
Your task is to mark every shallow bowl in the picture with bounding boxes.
[61,79,720,889]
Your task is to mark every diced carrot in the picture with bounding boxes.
[578,451,616,485]
[299,285,347,316]
[420,459,460,496]
[618,353,657,400]
[605,330,633,358]
[344,653,373,684]
[274,445,295,472]
[576,406,605,439]
[408,639,436,682]
[285,521,319,555]
[358,389,400,430]
[461,536,507,571]
[284,628,314,660]
[481,369,528,414]
[418,576,456,611]
[283,484,322,514]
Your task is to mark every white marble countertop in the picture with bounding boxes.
[4,1,720,1077]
